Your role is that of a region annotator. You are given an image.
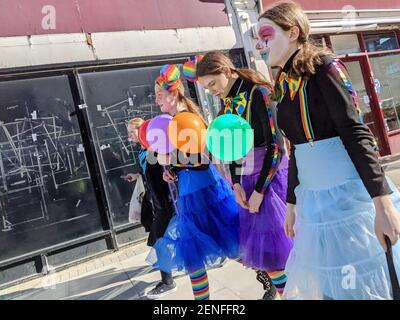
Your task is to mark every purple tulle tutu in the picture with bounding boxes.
[239,147,293,271]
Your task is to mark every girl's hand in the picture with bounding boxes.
[284,203,297,238]
[248,191,264,213]
[125,173,140,182]
[374,195,400,252]
[163,169,177,183]
[233,183,249,209]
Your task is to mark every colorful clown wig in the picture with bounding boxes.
[183,54,204,83]
[156,64,182,91]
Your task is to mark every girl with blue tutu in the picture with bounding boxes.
[146,64,240,300]
[196,51,294,299]
[126,118,176,299]
[257,1,400,299]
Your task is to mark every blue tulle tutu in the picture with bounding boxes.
[283,136,400,300]
[146,164,240,273]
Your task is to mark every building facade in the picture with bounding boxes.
[1,0,399,287]
[0,0,247,287]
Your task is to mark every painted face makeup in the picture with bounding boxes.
[256,25,276,62]
[256,18,291,67]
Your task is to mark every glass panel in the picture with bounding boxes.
[370,53,400,132]
[196,87,223,123]
[330,34,360,55]
[0,75,104,261]
[78,65,190,230]
[364,32,399,52]
[310,35,326,47]
[343,61,383,144]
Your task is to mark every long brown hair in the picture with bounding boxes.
[196,51,285,153]
[259,1,334,96]
[196,51,273,92]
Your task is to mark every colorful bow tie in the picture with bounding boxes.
[223,91,249,116]
[278,72,302,102]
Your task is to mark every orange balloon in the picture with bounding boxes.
[168,112,207,154]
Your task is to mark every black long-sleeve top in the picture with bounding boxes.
[224,78,284,194]
[277,51,392,204]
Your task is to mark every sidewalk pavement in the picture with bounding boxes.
[0,241,264,300]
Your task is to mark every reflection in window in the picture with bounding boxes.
[0,76,103,261]
[197,88,223,123]
[330,34,360,55]
[310,35,326,47]
[341,60,386,148]
[370,54,400,132]
[364,32,399,52]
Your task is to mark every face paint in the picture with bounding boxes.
[256,18,291,67]
[258,25,276,43]
[256,25,275,63]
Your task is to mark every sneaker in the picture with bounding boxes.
[256,271,277,300]
[146,281,177,299]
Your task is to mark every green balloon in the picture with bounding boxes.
[206,114,254,161]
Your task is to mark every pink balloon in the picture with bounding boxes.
[146,114,175,155]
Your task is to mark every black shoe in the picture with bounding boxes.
[146,281,177,299]
[256,271,277,300]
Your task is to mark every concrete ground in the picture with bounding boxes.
[0,241,264,300]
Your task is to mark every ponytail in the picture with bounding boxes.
[233,68,273,92]
[177,91,208,127]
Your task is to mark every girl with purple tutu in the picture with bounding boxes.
[196,51,293,299]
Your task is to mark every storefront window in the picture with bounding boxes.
[78,67,161,229]
[341,60,384,140]
[370,53,400,131]
[364,32,399,52]
[0,75,104,261]
[78,65,191,231]
[196,87,222,123]
[310,35,326,47]
[330,34,360,55]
